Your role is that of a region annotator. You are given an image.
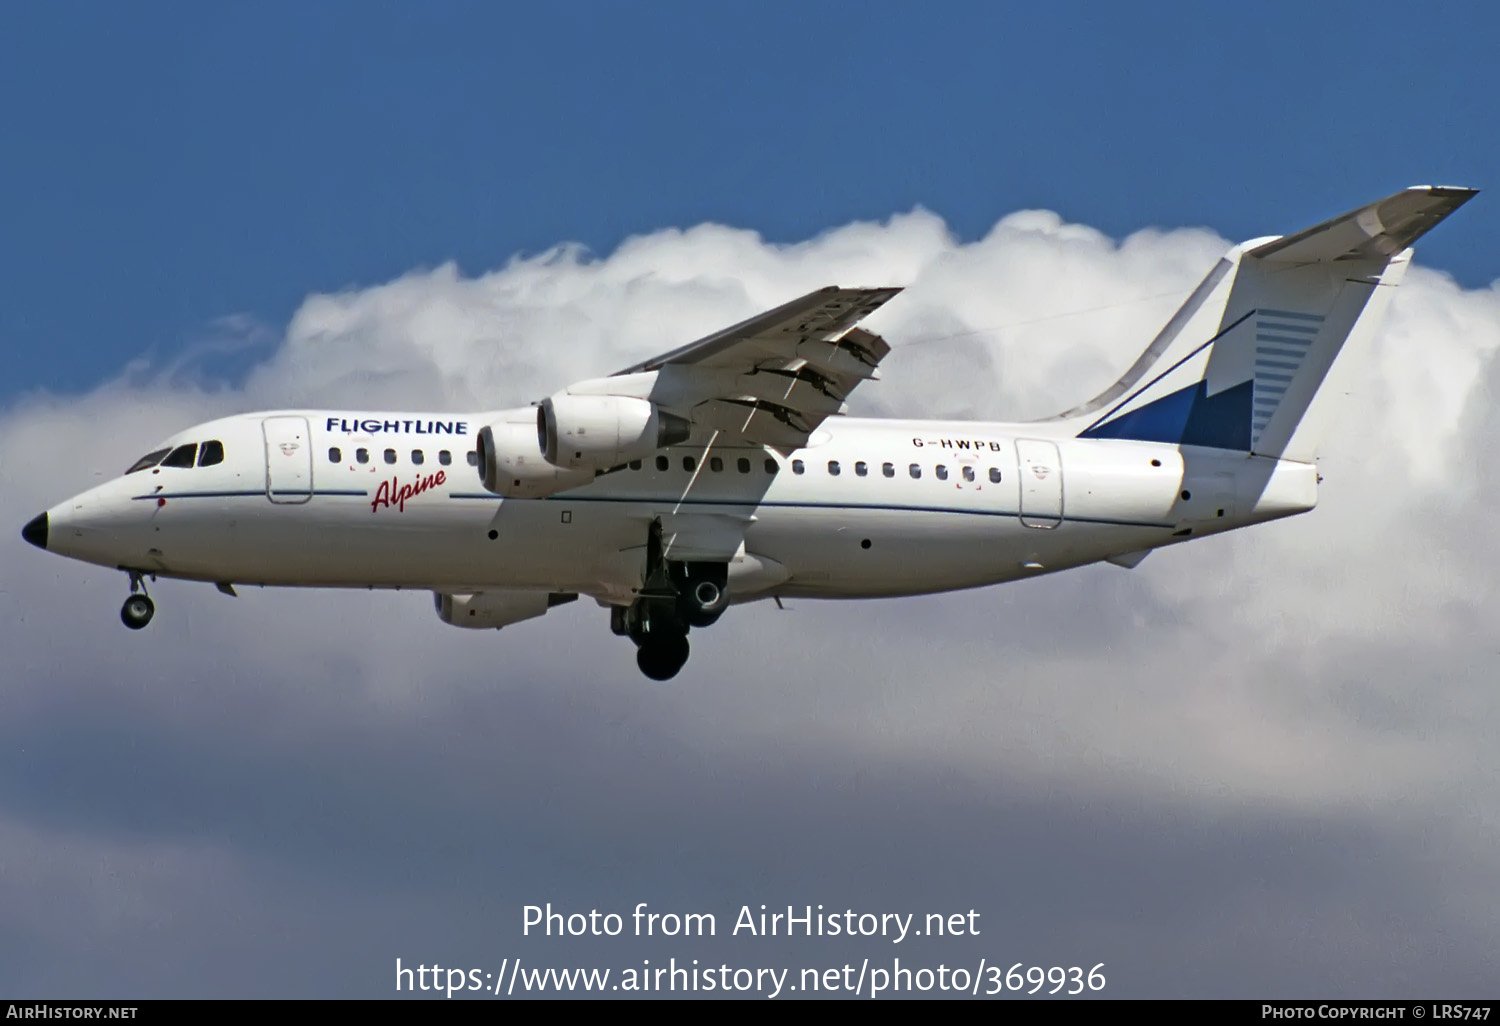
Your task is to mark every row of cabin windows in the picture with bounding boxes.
[329,447,481,468]
[610,454,1003,484]
[641,455,780,475]
[792,459,1001,483]
[319,446,1003,485]
[125,440,225,474]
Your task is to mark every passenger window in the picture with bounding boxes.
[384,449,397,465]
[467,451,479,467]
[629,459,642,471]
[439,450,452,466]
[855,461,868,477]
[710,456,723,472]
[357,448,370,464]
[198,440,224,467]
[909,464,921,479]
[411,449,425,466]
[792,459,805,475]
[683,455,696,472]
[828,460,841,476]
[962,465,975,482]
[882,462,894,478]
[988,467,1002,483]
[765,458,778,474]
[125,448,171,474]
[936,465,948,481]
[656,455,669,472]
[329,447,342,463]
[161,443,198,469]
[737,457,751,474]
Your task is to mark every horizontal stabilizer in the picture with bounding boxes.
[1248,186,1476,263]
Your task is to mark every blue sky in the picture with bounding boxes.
[3,2,1494,397]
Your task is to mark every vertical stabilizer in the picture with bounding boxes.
[1063,186,1475,460]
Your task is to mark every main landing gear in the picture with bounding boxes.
[611,519,730,681]
[120,571,155,630]
[626,602,691,681]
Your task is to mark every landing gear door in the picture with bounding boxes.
[1016,438,1063,529]
[263,416,313,504]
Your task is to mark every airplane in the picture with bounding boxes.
[20,186,1476,680]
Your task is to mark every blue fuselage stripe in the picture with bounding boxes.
[133,489,370,500]
[144,489,1176,531]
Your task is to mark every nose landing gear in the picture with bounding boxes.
[120,572,155,630]
[121,594,155,630]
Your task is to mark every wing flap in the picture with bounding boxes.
[731,369,849,417]
[606,286,901,448]
[793,326,889,381]
[615,286,900,375]
[691,398,818,449]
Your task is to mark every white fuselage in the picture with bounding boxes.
[40,409,1318,607]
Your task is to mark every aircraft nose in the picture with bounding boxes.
[21,512,48,550]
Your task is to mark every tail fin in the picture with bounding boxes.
[1063,186,1476,460]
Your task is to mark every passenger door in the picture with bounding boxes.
[263,416,313,504]
[1016,439,1063,528]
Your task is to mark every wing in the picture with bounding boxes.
[610,285,901,449]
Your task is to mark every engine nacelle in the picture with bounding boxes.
[476,420,594,499]
[538,394,691,470]
[434,591,577,630]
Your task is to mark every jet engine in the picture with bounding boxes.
[476,420,594,499]
[538,394,690,470]
[433,591,577,630]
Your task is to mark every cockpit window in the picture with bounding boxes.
[160,443,198,469]
[125,448,171,474]
[198,440,225,467]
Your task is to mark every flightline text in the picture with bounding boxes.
[324,417,468,435]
